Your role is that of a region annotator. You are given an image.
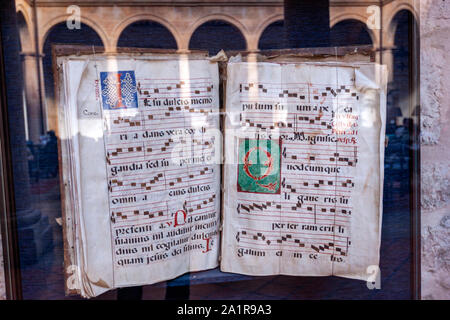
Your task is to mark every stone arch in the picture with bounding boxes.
[256,16,285,50]
[42,22,105,131]
[16,10,33,52]
[188,18,247,55]
[15,2,32,27]
[388,9,419,120]
[330,12,368,28]
[40,14,109,53]
[112,14,181,51]
[42,22,105,95]
[116,20,178,50]
[331,12,380,47]
[385,3,419,46]
[187,14,248,53]
[330,19,374,47]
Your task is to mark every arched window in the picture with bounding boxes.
[189,20,246,55]
[330,19,372,47]
[117,21,177,49]
[390,10,418,119]
[43,23,104,102]
[17,11,31,52]
[382,10,419,260]
[41,23,104,135]
[258,20,285,50]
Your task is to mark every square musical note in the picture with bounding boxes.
[100,71,138,110]
[237,139,281,194]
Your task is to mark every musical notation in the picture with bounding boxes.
[237,198,352,220]
[108,165,215,196]
[105,135,215,165]
[138,80,213,97]
[111,208,166,223]
[112,117,141,127]
[282,143,358,167]
[185,194,216,213]
[110,190,217,224]
[167,167,212,187]
[103,75,219,232]
[237,201,280,214]
[240,112,336,134]
[232,79,360,261]
[239,82,359,103]
[236,230,351,256]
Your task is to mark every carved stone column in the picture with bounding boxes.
[381,45,395,84]
[20,51,44,143]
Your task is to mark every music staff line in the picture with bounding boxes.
[281,153,357,167]
[237,215,350,228]
[278,175,355,190]
[106,105,215,119]
[109,177,214,198]
[137,79,213,88]
[106,142,214,165]
[112,206,216,225]
[236,209,351,224]
[237,212,349,225]
[237,200,352,216]
[237,232,348,249]
[124,111,212,123]
[107,113,213,130]
[240,116,357,133]
[137,77,213,91]
[106,138,213,157]
[283,143,358,152]
[106,163,215,182]
[282,183,352,194]
[106,118,215,135]
[109,177,214,197]
[110,190,216,211]
[242,226,350,239]
[106,135,213,146]
[280,187,351,198]
[237,199,352,209]
[239,92,358,99]
[109,167,214,195]
[239,82,359,102]
[111,193,216,222]
[238,81,356,88]
[236,229,350,256]
[106,151,215,168]
[106,149,205,164]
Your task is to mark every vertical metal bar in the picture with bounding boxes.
[0,0,23,299]
[408,8,421,300]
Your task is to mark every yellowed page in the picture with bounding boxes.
[221,61,386,281]
[59,54,221,297]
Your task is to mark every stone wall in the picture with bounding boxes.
[420,0,450,300]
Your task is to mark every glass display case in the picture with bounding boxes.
[0,0,423,300]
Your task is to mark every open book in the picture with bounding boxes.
[56,48,386,298]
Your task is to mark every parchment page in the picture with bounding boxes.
[60,54,221,297]
[221,61,386,281]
